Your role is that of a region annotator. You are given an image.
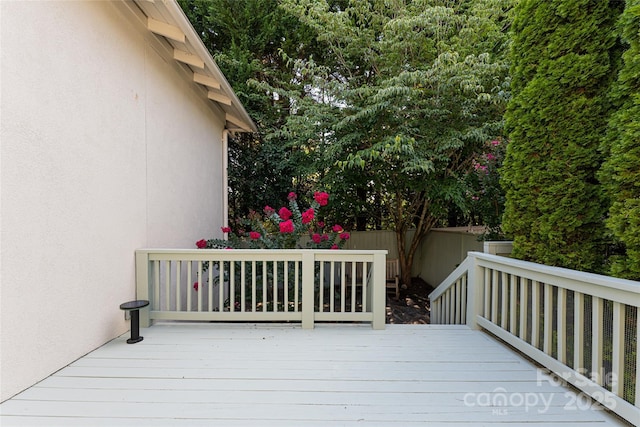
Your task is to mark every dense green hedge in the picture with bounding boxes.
[501,0,622,272]
[600,1,640,280]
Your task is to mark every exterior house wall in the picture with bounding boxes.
[0,1,226,401]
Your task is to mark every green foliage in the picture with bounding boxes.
[182,0,640,281]
[226,134,296,224]
[272,0,513,284]
[466,138,507,240]
[182,0,513,283]
[501,0,622,272]
[179,0,325,218]
[599,1,640,280]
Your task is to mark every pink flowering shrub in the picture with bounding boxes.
[196,191,349,250]
[466,138,507,240]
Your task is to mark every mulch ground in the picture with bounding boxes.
[386,277,435,324]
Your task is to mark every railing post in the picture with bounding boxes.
[301,251,315,329]
[372,251,386,330]
[465,253,483,330]
[135,250,151,328]
[430,300,438,324]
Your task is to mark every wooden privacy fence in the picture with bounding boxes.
[135,249,387,329]
[429,252,640,425]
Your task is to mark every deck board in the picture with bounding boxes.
[0,323,629,426]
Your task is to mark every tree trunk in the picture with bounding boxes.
[356,187,367,231]
[396,227,411,287]
[394,197,437,288]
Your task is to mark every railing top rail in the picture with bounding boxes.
[136,249,388,255]
[468,252,640,302]
[430,251,640,306]
[428,256,473,301]
[136,249,388,262]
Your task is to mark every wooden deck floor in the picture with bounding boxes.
[0,323,630,426]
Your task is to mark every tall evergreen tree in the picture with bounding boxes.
[600,0,640,279]
[179,0,325,220]
[501,0,622,272]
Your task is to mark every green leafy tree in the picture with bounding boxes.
[599,1,640,279]
[273,0,513,285]
[501,0,622,272]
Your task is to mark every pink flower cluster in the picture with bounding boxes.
[195,191,348,250]
[302,208,314,224]
[314,191,329,206]
[312,233,329,243]
[279,207,292,220]
[269,192,324,234]
[279,220,294,233]
[474,162,488,173]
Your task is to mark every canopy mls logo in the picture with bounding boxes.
[463,387,554,415]
[463,368,617,416]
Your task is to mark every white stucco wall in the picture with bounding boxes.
[0,1,226,401]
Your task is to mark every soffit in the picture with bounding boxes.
[123,0,257,133]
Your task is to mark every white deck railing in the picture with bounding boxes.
[430,252,640,425]
[135,249,387,329]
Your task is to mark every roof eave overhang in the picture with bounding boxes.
[123,0,258,133]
